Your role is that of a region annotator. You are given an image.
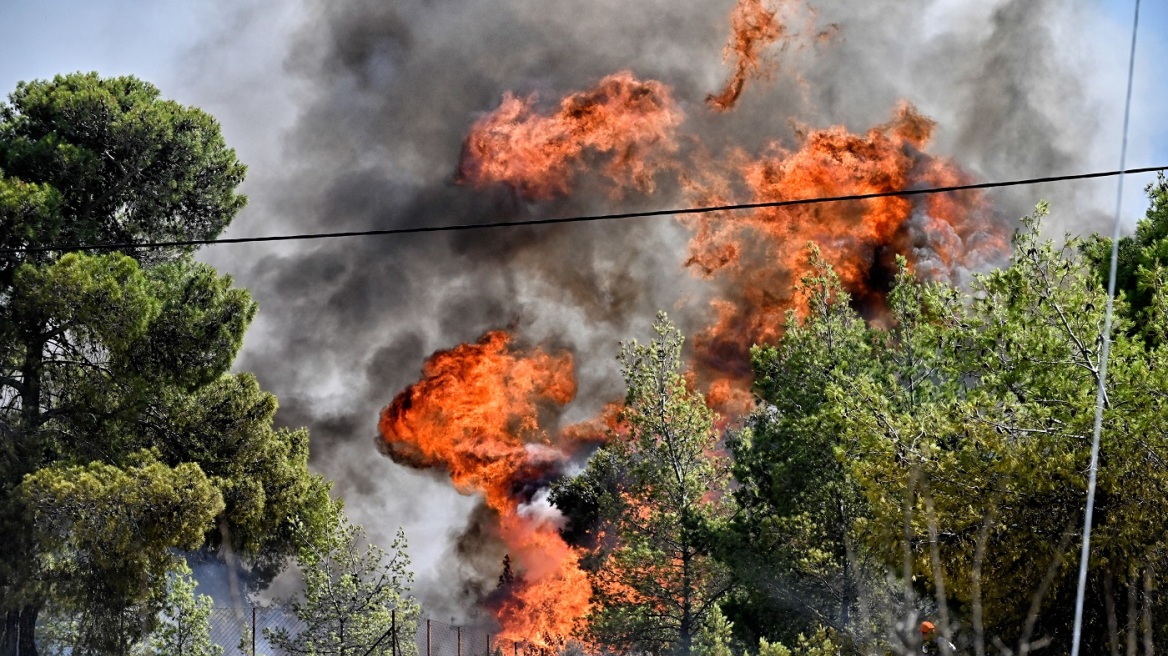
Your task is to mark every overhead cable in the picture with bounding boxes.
[1,164,1165,255]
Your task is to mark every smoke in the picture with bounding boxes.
[178,0,1129,622]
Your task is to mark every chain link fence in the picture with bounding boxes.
[206,609,541,656]
[206,607,308,655]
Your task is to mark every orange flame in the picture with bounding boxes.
[707,0,786,111]
[707,0,831,111]
[456,71,683,200]
[396,12,1012,639]
[683,102,1006,386]
[378,331,591,645]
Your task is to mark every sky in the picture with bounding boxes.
[3,0,1168,619]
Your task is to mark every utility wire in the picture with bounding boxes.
[1,164,1165,255]
[1071,1,1141,654]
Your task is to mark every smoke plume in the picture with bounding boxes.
[182,0,1127,628]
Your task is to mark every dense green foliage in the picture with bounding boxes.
[0,74,328,655]
[0,72,246,276]
[722,202,1168,654]
[1085,174,1168,342]
[565,188,1168,656]
[725,246,878,651]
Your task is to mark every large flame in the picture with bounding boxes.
[683,102,1005,386]
[456,71,683,200]
[707,0,787,111]
[378,332,591,645]
[707,0,833,111]
[388,0,1011,643]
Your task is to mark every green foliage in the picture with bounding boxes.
[733,204,1168,652]
[756,637,791,656]
[1084,173,1168,342]
[753,626,838,656]
[143,562,224,656]
[38,561,223,656]
[0,72,246,272]
[268,500,421,656]
[727,247,879,650]
[786,626,839,656]
[694,605,735,656]
[561,312,732,656]
[0,73,328,652]
[19,453,223,654]
[0,174,60,265]
[0,250,329,648]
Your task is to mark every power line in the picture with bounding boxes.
[2,164,1165,255]
[1071,1,1141,654]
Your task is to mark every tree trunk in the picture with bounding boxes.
[18,605,36,656]
[19,332,44,452]
[3,331,46,656]
[1126,568,1139,656]
[0,606,40,656]
[1142,566,1153,656]
[1105,567,1121,656]
[0,611,16,656]
[679,546,692,656]
[838,497,852,629]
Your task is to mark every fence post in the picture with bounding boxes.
[391,609,397,656]
[252,606,257,656]
[457,626,462,656]
[427,619,432,656]
[513,640,518,656]
[487,634,491,656]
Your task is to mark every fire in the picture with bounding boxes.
[456,71,683,200]
[378,331,592,646]
[683,102,1006,385]
[707,0,832,112]
[707,0,786,111]
[384,4,1013,644]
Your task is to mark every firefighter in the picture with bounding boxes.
[919,620,957,654]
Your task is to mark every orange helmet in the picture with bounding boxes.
[920,621,935,635]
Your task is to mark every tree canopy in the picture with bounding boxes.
[722,202,1168,654]
[0,72,246,275]
[0,74,327,656]
[268,500,421,656]
[555,313,733,656]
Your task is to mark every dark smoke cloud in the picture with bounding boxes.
[183,0,1124,618]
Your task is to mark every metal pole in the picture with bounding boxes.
[392,609,397,656]
[363,622,399,656]
[252,607,257,656]
[487,634,491,656]
[427,619,432,656]
[457,626,462,656]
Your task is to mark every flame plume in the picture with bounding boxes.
[457,72,683,200]
[391,0,1010,642]
[684,102,1005,388]
[706,0,832,112]
[707,0,786,111]
[378,332,591,645]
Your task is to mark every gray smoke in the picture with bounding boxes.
[179,0,1128,620]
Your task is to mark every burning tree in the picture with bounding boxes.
[377,331,593,648]
[555,313,733,656]
[728,202,1168,653]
